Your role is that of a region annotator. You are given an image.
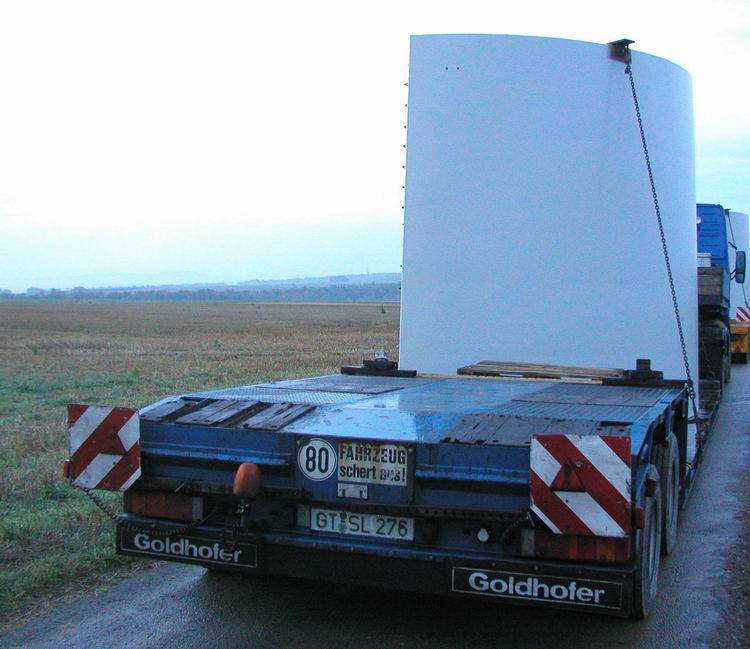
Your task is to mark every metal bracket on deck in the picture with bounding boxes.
[341,350,417,378]
[602,359,685,389]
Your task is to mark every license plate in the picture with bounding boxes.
[309,507,414,541]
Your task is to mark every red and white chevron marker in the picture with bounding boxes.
[530,434,631,538]
[67,404,140,491]
[736,306,750,322]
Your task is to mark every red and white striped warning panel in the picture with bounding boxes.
[736,306,750,322]
[530,434,631,538]
[67,404,140,491]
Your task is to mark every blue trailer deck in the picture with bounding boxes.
[104,371,689,617]
[137,374,685,508]
[153,373,681,446]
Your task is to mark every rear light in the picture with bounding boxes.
[123,491,203,522]
[233,462,261,498]
[521,528,630,564]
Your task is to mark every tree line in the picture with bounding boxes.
[2,283,401,303]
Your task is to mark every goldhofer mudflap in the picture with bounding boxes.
[267,543,633,616]
[450,567,625,612]
[116,524,261,571]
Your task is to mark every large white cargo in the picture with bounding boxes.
[399,35,697,397]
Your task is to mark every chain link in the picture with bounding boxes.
[624,63,699,421]
[82,487,215,537]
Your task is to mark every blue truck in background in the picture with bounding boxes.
[697,203,747,387]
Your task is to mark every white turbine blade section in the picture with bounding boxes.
[530,503,562,534]
[69,406,110,455]
[116,413,140,451]
[530,438,562,486]
[72,453,122,489]
[556,491,626,538]
[569,435,631,500]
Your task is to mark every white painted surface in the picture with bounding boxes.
[728,211,749,316]
[399,35,697,409]
[557,491,627,538]
[72,453,123,490]
[68,406,110,455]
[529,438,562,486]
[569,435,630,500]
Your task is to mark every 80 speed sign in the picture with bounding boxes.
[298,438,337,481]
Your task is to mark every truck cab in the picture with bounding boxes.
[696,203,747,388]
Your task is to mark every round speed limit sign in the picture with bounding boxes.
[298,438,337,481]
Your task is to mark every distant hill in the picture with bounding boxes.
[2,273,402,303]
[236,273,400,289]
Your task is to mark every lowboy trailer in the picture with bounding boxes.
[64,35,746,619]
[67,359,709,618]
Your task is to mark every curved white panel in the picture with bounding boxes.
[399,35,697,401]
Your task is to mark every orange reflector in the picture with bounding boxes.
[62,459,70,479]
[233,462,261,498]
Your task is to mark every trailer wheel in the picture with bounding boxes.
[631,465,662,619]
[658,434,680,555]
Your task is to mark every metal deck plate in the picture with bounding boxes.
[496,400,648,422]
[241,403,315,431]
[185,386,371,405]
[174,400,262,426]
[255,374,432,395]
[140,399,189,421]
[443,414,603,446]
[512,383,667,408]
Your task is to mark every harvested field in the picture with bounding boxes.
[0,300,399,630]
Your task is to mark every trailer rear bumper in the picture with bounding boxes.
[116,516,635,617]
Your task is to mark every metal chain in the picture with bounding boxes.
[82,487,214,538]
[624,62,699,420]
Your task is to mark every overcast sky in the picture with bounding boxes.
[0,0,748,291]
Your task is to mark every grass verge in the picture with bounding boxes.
[0,300,399,631]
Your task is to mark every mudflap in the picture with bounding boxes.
[116,519,262,572]
[447,563,632,616]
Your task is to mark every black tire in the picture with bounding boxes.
[658,435,680,555]
[631,465,662,619]
[652,443,664,481]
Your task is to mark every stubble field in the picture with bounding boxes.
[0,300,399,631]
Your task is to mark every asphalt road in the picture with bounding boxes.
[4,367,750,649]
